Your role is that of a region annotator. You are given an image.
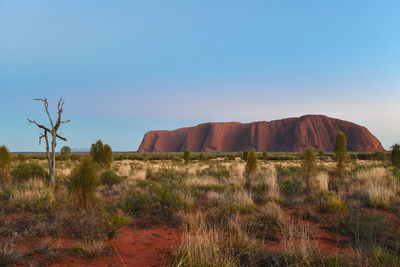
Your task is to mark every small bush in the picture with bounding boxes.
[0,235,24,266]
[0,187,12,201]
[184,149,190,164]
[313,190,334,206]
[121,168,190,216]
[11,162,48,183]
[338,210,392,250]
[0,145,12,183]
[68,158,100,208]
[100,170,126,185]
[280,179,302,198]
[72,241,109,258]
[104,212,131,235]
[121,182,191,216]
[323,198,347,213]
[327,255,345,267]
[245,149,258,177]
[373,246,398,266]
[62,209,125,241]
[196,165,230,179]
[60,146,71,161]
[71,243,85,255]
[241,151,249,160]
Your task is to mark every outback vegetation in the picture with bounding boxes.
[0,142,400,266]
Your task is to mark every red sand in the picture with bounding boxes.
[41,225,178,267]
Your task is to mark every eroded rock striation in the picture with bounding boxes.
[138,115,384,152]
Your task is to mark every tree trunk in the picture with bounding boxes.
[50,133,56,184]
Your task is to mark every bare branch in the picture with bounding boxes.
[56,134,67,141]
[34,98,54,128]
[27,119,52,133]
[54,98,70,131]
[39,132,46,145]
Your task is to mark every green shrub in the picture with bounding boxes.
[184,149,190,164]
[335,131,348,179]
[68,158,100,208]
[338,210,390,249]
[313,190,334,206]
[11,162,48,183]
[249,183,269,193]
[242,151,249,160]
[16,154,26,163]
[104,212,131,231]
[60,146,71,161]
[227,154,236,160]
[327,255,345,267]
[100,170,126,185]
[323,198,347,213]
[196,165,230,179]
[71,243,85,255]
[276,165,302,179]
[280,179,302,197]
[121,168,190,215]
[302,147,317,194]
[373,246,398,266]
[0,187,12,201]
[0,145,12,183]
[219,202,256,215]
[245,149,258,177]
[90,140,113,169]
[121,182,191,216]
[367,198,391,210]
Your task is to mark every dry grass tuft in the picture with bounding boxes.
[9,179,55,211]
[0,234,24,266]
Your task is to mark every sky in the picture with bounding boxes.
[0,0,399,152]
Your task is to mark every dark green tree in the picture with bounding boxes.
[90,140,113,169]
[335,131,347,180]
[303,148,317,194]
[90,140,104,163]
[262,151,268,161]
[242,151,249,161]
[245,149,258,177]
[69,158,100,208]
[391,143,400,176]
[184,149,190,164]
[16,154,26,163]
[102,144,113,169]
[0,145,12,183]
[60,146,71,160]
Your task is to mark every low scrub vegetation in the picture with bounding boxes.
[0,152,399,265]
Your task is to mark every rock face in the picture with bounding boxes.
[138,115,384,152]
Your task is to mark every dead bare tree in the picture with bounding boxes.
[28,98,70,185]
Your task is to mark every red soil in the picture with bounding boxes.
[138,115,384,152]
[51,225,178,267]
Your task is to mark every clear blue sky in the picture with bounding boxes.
[1,0,399,151]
